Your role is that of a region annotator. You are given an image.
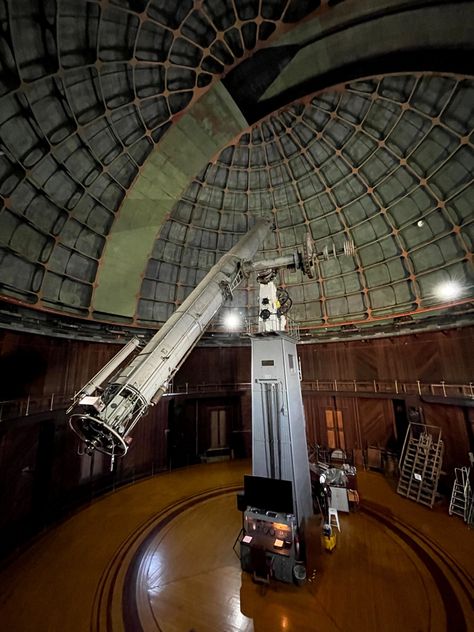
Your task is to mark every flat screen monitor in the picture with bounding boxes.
[243,475,294,514]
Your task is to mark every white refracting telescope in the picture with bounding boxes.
[68,217,273,462]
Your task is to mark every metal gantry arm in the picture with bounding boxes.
[68,217,273,460]
[245,233,356,334]
[247,233,355,280]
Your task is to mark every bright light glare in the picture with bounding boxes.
[223,312,241,330]
[435,280,462,301]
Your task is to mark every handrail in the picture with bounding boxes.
[0,393,73,422]
[302,380,474,398]
[0,379,472,423]
[163,382,252,396]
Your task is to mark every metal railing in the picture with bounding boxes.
[0,393,72,422]
[303,379,474,398]
[1,379,472,423]
[164,382,252,396]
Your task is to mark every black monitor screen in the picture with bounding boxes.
[243,475,294,514]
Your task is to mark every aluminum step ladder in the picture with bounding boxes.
[397,423,443,508]
[449,467,472,523]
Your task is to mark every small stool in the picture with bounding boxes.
[328,507,341,532]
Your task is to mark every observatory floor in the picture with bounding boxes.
[0,461,472,632]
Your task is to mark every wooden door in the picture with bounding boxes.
[210,408,228,448]
[325,409,345,450]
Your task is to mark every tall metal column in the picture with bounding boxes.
[251,333,313,527]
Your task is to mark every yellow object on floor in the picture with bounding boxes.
[322,532,337,552]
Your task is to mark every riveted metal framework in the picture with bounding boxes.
[0,0,317,313]
[140,73,474,331]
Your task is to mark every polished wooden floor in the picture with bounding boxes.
[0,460,472,632]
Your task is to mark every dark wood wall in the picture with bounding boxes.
[175,345,251,386]
[0,331,122,399]
[298,328,474,383]
[2,327,472,400]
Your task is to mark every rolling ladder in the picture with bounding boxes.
[449,467,473,524]
[397,423,444,508]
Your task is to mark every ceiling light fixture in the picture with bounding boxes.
[416,219,425,227]
[223,312,241,330]
[435,280,462,301]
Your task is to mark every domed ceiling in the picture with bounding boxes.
[0,0,473,341]
[141,73,474,333]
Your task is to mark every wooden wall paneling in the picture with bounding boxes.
[2,328,472,403]
[409,337,442,382]
[0,331,125,400]
[197,400,211,455]
[319,396,335,447]
[327,344,339,379]
[175,346,251,387]
[300,345,317,380]
[0,335,48,399]
[335,396,360,450]
[358,344,373,380]
[56,412,114,507]
[339,343,356,380]
[50,419,81,511]
[302,393,319,446]
[0,422,41,533]
[467,408,474,448]
[167,399,197,467]
[297,344,317,380]
[119,400,169,477]
[297,328,474,384]
[228,395,242,455]
[53,341,75,394]
[299,344,314,382]
[153,399,170,470]
[336,344,349,379]
[438,329,474,383]
[236,347,251,383]
[223,346,250,384]
[302,393,316,445]
[383,338,412,380]
[68,341,89,394]
[64,341,119,396]
[311,396,324,446]
[357,398,396,448]
[299,346,313,380]
[376,339,399,380]
[42,341,66,395]
[302,393,335,448]
[196,399,209,457]
[383,336,430,381]
[421,402,471,472]
[238,391,252,457]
